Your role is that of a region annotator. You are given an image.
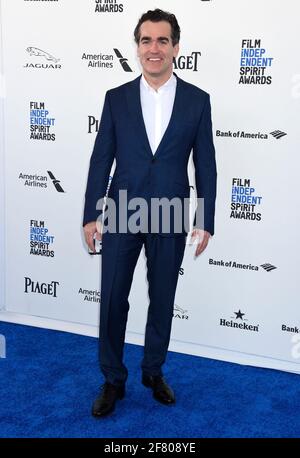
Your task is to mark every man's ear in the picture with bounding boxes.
[173,43,180,58]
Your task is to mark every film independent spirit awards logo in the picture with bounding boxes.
[93,1,212,15]
[239,38,274,85]
[24,46,61,69]
[230,178,262,222]
[30,102,56,141]
[94,0,124,13]
[30,220,55,258]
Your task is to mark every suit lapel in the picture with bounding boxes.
[126,76,152,158]
[154,74,185,158]
[125,74,185,159]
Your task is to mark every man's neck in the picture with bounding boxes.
[143,71,174,92]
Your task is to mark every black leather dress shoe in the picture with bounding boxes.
[92,382,125,417]
[142,374,175,405]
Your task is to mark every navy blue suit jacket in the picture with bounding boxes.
[83,74,217,235]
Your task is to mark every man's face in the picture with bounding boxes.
[137,20,179,78]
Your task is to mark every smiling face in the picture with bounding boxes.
[137,20,179,80]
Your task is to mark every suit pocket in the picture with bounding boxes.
[108,177,128,198]
[173,181,190,196]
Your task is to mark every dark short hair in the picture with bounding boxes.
[134,9,181,46]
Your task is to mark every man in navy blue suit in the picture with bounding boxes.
[83,9,217,417]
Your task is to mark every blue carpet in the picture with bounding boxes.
[0,321,300,438]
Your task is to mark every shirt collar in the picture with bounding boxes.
[141,73,177,93]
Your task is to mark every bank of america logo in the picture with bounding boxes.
[47,171,65,193]
[261,263,277,272]
[270,130,287,139]
[113,49,133,72]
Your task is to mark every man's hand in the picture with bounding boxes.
[190,229,211,257]
[83,221,102,253]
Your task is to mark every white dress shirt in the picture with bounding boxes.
[140,73,177,155]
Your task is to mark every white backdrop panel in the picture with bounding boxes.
[1,0,300,373]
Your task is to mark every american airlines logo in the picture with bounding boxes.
[18,170,65,192]
[47,171,65,193]
[113,49,133,72]
[269,130,287,140]
[82,49,133,72]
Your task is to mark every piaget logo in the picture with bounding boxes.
[24,277,59,297]
[88,116,100,133]
[173,52,201,72]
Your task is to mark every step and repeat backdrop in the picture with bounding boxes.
[1,0,300,373]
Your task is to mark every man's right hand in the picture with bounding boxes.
[83,221,102,253]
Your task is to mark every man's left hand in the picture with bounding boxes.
[190,229,211,257]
